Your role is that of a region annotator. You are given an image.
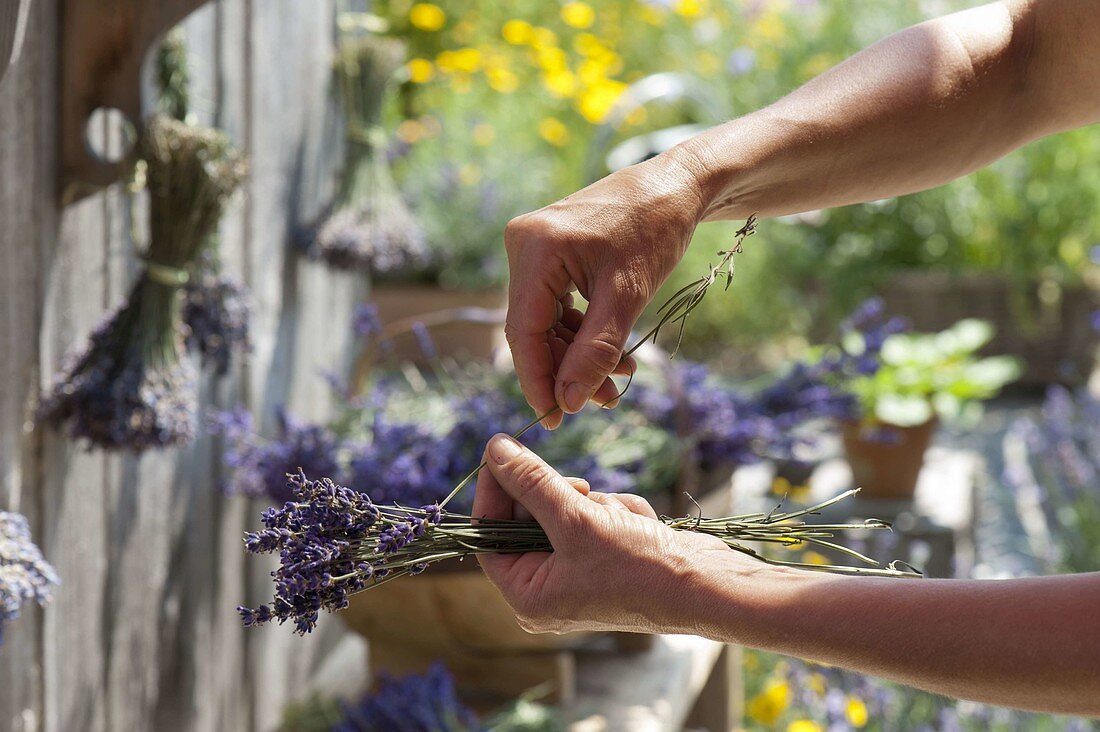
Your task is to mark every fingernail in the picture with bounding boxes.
[562,382,590,413]
[488,434,522,464]
[600,397,620,409]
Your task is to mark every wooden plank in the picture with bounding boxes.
[241,2,363,730]
[0,1,53,729]
[40,197,112,732]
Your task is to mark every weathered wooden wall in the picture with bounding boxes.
[0,2,366,730]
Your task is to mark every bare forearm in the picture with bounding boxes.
[685,561,1100,716]
[662,0,1099,222]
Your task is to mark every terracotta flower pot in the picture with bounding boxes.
[840,418,937,500]
[369,283,506,365]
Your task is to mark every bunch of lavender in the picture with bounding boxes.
[306,34,430,276]
[39,116,247,450]
[156,32,252,377]
[240,471,917,635]
[1,511,60,644]
[183,248,252,376]
[1004,386,1100,573]
[333,663,480,732]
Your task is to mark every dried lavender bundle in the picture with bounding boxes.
[307,34,430,275]
[1,511,59,644]
[240,471,917,635]
[39,115,247,450]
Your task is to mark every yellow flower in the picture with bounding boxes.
[573,32,602,56]
[538,117,569,146]
[537,46,569,72]
[408,3,445,32]
[530,26,559,50]
[472,123,495,146]
[437,47,481,74]
[577,78,626,123]
[406,58,435,84]
[674,0,704,18]
[748,680,790,726]
[502,19,533,45]
[486,67,519,93]
[459,163,481,186]
[561,1,596,29]
[846,696,869,728]
[543,68,578,98]
[787,721,823,732]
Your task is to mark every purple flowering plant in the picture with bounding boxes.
[239,220,918,635]
[38,115,247,451]
[1,511,60,644]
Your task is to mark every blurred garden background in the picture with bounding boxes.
[1,0,1097,730]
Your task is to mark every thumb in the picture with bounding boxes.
[485,434,587,538]
[554,288,642,414]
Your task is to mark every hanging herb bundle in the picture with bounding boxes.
[39,115,247,450]
[154,30,253,377]
[1,511,59,645]
[240,219,920,635]
[306,33,430,275]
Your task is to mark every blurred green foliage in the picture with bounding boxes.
[370,0,1099,362]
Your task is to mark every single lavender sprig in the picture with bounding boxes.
[239,471,917,635]
[1,511,60,644]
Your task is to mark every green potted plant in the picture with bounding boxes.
[838,318,1021,500]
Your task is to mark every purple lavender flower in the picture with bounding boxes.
[38,282,197,451]
[334,663,480,732]
[211,407,341,503]
[239,470,422,634]
[182,266,251,376]
[1,511,60,644]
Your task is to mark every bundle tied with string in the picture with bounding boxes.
[39,115,248,450]
[152,29,253,376]
[307,33,430,274]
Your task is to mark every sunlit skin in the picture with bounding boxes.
[489,0,1100,716]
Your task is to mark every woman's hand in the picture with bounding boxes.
[503,151,708,429]
[472,433,735,635]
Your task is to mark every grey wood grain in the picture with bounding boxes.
[0,0,360,729]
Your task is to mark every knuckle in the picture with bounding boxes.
[577,337,624,378]
[508,460,554,497]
